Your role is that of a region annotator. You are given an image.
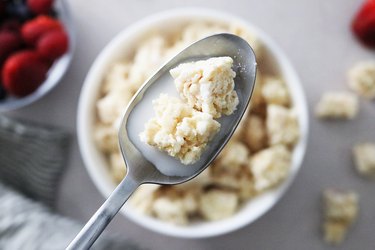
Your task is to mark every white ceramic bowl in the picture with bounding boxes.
[77,8,309,238]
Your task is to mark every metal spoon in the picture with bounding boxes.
[67,33,257,250]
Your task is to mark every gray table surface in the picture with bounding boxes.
[7,0,375,249]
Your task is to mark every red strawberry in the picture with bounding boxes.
[27,0,54,15]
[2,50,49,97]
[0,31,22,64]
[352,0,375,48]
[21,15,62,46]
[37,29,68,60]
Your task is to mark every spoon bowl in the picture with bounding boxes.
[68,33,256,250]
[122,33,256,183]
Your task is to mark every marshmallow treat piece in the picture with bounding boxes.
[170,57,238,118]
[140,94,220,165]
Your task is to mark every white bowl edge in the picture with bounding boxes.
[77,8,309,239]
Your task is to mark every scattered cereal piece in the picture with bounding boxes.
[348,61,375,100]
[323,221,348,245]
[322,189,359,245]
[249,145,291,191]
[266,105,299,146]
[352,143,375,178]
[170,57,238,118]
[315,92,358,119]
[139,94,220,165]
[199,189,239,221]
[261,76,290,106]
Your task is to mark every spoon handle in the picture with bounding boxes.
[66,176,139,250]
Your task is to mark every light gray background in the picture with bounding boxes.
[7,0,375,249]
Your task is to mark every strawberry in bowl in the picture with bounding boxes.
[0,0,74,111]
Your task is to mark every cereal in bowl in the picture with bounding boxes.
[94,22,300,224]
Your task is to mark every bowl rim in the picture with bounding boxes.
[0,0,76,112]
[77,7,309,238]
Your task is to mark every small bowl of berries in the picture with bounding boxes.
[0,0,74,111]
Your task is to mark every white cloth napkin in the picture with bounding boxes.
[0,115,141,250]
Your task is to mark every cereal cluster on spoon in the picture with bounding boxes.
[139,56,238,165]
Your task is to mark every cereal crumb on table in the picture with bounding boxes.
[170,56,238,118]
[322,189,359,245]
[352,143,375,178]
[315,91,358,119]
[348,61,375,100]
[323,221,349,245]
[199,189,239,221]
[266,104,299,146]
[249,145,291,192]
[139,94,220,165]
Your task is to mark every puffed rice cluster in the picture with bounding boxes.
[94,22,300,224]
[322,189,359,245]
[315,61,375,245]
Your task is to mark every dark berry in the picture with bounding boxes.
[1,18,21,33]
[0,2,6,18]
[0,84,7,100]
[6,1,35,21]
[0,31,22,64]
